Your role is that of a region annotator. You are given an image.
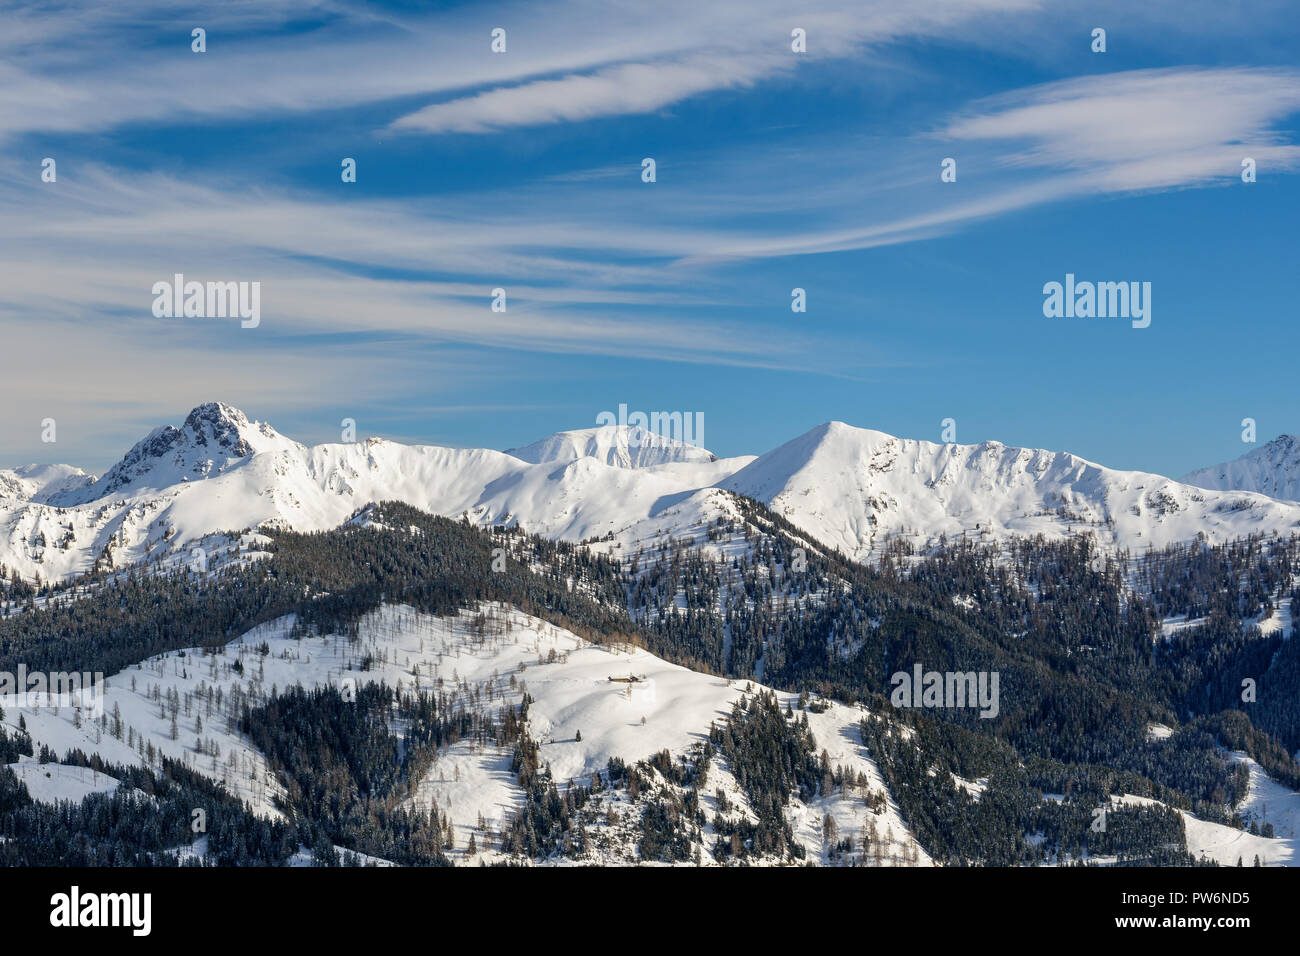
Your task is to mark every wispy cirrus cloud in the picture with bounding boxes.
[0,161,847,387]
[386,0,1041,135]
[943,67,1300,189]
[389,52,782,134]
[0,0,1038,143]
[6,67,1300,359]
[3,1,1299,468]
[670,66,1300,262]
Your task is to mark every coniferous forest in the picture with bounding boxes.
[1,497,1297,865]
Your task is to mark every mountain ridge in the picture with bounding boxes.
[3,403,1299,581]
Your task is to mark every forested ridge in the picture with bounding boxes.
[1,496,1297,865]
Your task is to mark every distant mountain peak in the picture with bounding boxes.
[1181,434,1300,503]
[0,463,96,503]
[506,424,717,469]
[717,419,1280,563]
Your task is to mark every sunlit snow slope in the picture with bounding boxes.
[1183,435,1300,503]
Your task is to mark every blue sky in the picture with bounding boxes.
[2,0,1299,476]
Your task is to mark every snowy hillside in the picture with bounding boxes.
[1107,760,1299,868]
[1182,435,1300,503]
[3,405,1299,582]
[10,597,1296,866]
[3,601,932,866]
[5,756,132,805]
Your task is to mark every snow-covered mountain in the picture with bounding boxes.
[49,402,303,506]
[3,405,1299,581]
[1182,435,1300,503]
[721,421,1300,561]
[506,424,717,469]
[0,404,747,581]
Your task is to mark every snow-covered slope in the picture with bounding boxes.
[4,756,132,805]
[4,406,1299,581]
[507,425,717,469]
[3,601,932,866]
[721,421,1300,562]
[1182,435,1300,503]
[0,463,95,503]
[12,598,1292,866]
[1109,759,1299,867]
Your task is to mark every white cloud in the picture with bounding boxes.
[387,0,1044,135]
[674,67,1300,262]
[943,68,1300,185]
[0,0,1038,142]
[390,52,781,134]
[0,161,845,439]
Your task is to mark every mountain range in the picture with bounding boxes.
[5,405,1300,869]
[3,401,1300,582]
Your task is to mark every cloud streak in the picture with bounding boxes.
[674,67,1300,262]
[0,0,1038,142]
[390,52,783,134]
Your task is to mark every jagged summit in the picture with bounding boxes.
[179,401,264,456]
[49,402,299,505]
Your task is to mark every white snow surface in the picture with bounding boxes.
[5,756,129,804]
[5,405,1300,582]
[506,424,718,469]
[0,464,94,503]
[3,601,930,866]
[1183,435,1300,503]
